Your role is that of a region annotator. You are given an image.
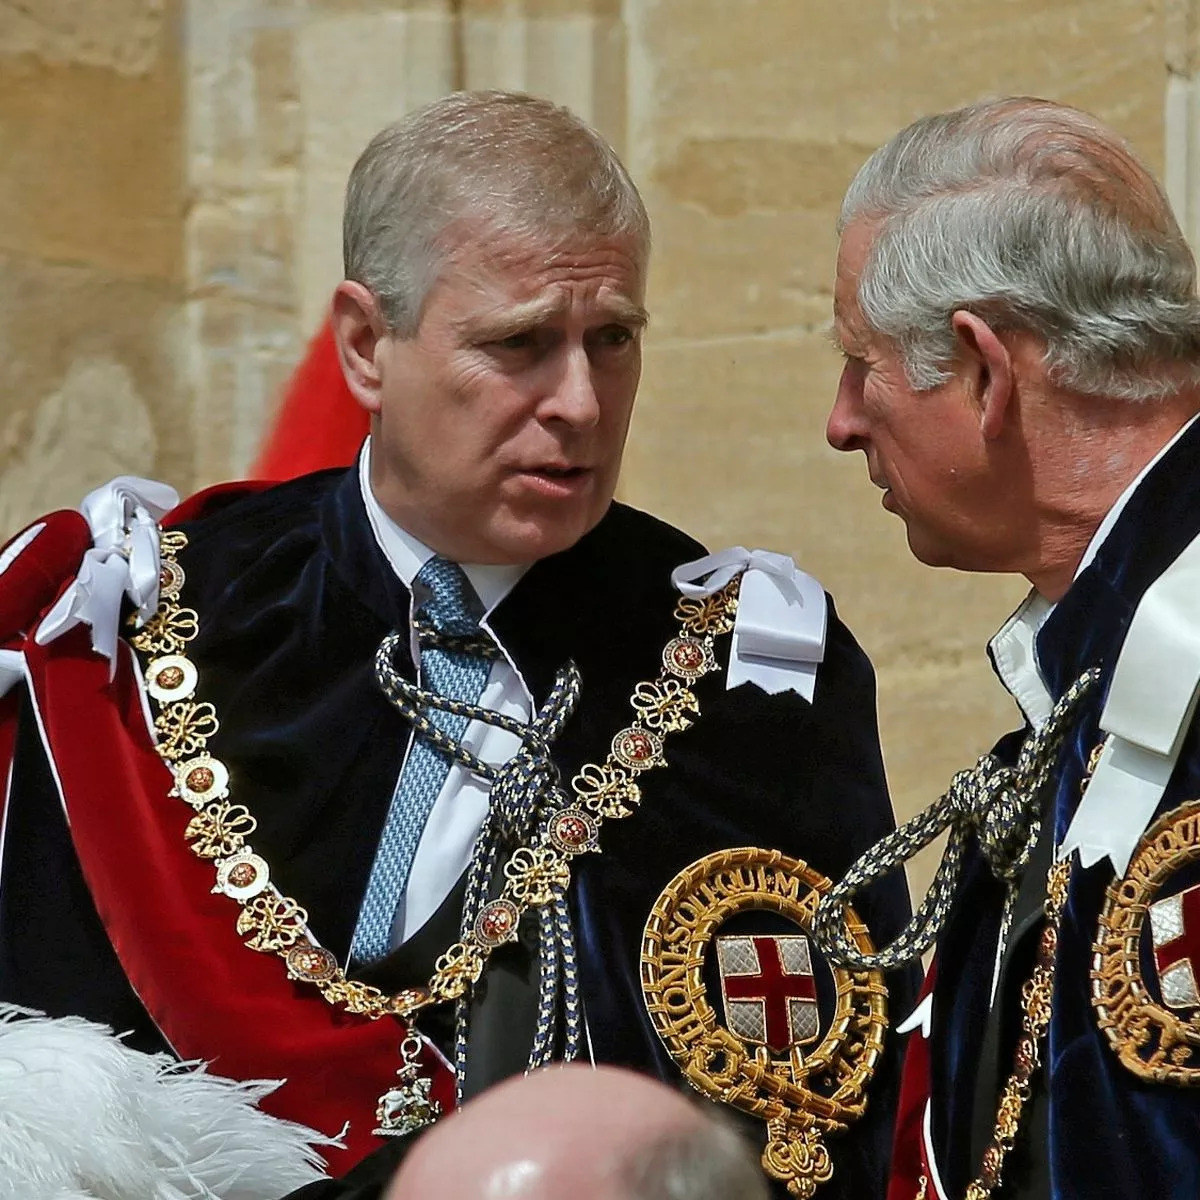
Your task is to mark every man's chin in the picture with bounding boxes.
[904,525,957,570]
[472,504,612,566]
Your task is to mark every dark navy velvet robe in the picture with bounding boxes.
[924,417,1200,1199]
[0,465,914,1198]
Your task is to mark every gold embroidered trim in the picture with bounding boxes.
[1092,798,1200,1085]
[131,530,740,1024]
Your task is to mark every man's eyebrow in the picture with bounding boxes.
[461,295,650,342]
[601,297,650,328]
[460,297,561,341]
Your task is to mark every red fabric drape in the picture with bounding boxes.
[0,493,454,1177]
[886,964,938,1200]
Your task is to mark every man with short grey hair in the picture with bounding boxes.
[0,91,913,1199]
[819,96,1200,1198]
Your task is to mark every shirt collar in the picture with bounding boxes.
[357,439,527,617]
[989,414,1199,727]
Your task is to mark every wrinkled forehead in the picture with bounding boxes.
[437,223,649,311]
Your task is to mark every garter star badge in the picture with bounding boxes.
[1093,799,1200,1085]
[641,847,888,1198]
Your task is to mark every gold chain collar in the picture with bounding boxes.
[964,855,1071,1199]
[130,529,740,1025]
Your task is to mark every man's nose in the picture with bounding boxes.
[826,365,865,452]
[542,349,601,429]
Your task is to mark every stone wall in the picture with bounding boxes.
[0,0,186,533]
[0,0,1187,896]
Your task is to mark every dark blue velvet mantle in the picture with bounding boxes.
[928,416,1200,1199]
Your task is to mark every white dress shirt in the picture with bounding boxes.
[358,442,533,945]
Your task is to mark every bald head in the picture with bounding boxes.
[838,96,1200,403]
[386,1065,767,1200]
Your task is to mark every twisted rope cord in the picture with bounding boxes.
[376,632,585,1094]
[554,893,583,1062]
[528,905,562,1068]
[810,667,1100,972]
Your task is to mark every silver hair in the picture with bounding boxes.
[343,90,650,335]
[616,1115,769,1200]
[839,97,1200,401]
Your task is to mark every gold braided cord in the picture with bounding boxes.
[130,529,740,1023]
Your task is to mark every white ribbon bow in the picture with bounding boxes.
[35,477,180,677]
[1059,527,1200,875]
[672,547,827,700]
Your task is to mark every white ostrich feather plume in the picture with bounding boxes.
[0,1005,336,1200]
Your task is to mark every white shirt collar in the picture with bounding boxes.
[357,439,527,617]
[990,413,1199,728]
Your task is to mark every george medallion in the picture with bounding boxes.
[171,754,230,808]
[213,851,270,900]
[146,654,198,702]
[662,636,717,681]
[611,726,664,772]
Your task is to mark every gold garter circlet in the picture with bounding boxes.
[1093,797,1200,1086]
[641,847,888,1198]
[130,527,742,1131]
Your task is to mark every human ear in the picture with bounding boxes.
[950,310,1014,441]
[330,281,388,416]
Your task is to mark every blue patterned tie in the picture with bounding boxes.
[350,556,493,964]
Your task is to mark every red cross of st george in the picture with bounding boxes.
[723,935,817,1052]
[1155,885,1200,990]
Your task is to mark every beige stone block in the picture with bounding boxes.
[189,186,297,311]
[0,53,183,282]
[185,0,307,190]
[627,0,1163,169]
[461,13,626,148]
[0,0,167,76]
[251,23,303,166]
[309,0,450,13]
[187,297,304,484]
[463,0,621,16]
[641,183,843,342]
[1166,0,1199,75]
[0,253,189,532]
[296,9,458,329]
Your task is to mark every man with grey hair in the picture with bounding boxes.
[0,91,913,1198]
[818,96,1200,1198]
